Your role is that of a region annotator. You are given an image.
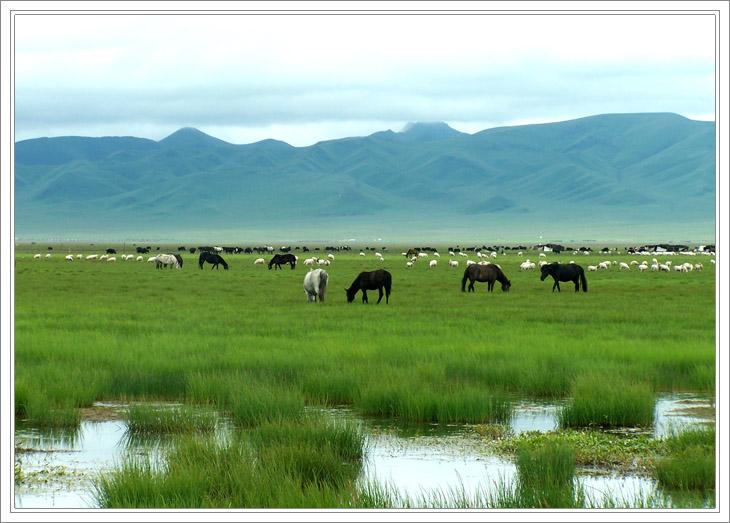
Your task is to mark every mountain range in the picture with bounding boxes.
[13,113,716,243]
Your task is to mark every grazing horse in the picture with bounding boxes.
[406,248,419,258]
[269,253,297,270]
[345,269,391,304]
[155,253,180,269]
[303,268,328,302]
[540,262,587,292]
[461,263,511,292]
[173,253,183,269]
[199,251,228,270]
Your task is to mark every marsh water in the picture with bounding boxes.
[14,393,714,509]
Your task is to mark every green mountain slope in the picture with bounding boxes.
[13,113,715,240]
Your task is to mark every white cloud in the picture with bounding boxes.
[11,6,717,146]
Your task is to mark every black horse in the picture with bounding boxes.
[345,269,392,304]
[268,253,297,270]
[540,262,588,292]
[198,251,228,270]
[461,263,511,292]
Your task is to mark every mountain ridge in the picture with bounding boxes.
[13,113,716,241]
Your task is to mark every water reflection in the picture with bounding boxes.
[14,393,714,509]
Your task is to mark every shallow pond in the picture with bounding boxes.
[13,393,714,509]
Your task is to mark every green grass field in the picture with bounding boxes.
[13,245,715,426]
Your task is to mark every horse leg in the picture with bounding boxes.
[377,287,384,304]
[574,277,580,292]
[468,279,475,292]
[362,290,368,303]
[552,279,560,292]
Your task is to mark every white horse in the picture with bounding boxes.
[155,253,180,269]
[303,268,328,302]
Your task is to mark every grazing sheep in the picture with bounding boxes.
[619,262,630,271]
[33,254,41,259]
[659,264,670,272]
[254,258,265,265]
[466,260,476,266]
[65,255,74,261]
[147,256,157,263]
[539,253,546,258]
[45,253,51,259]
[638,264,647,272]
[433,252,440,257]
[328,254,335,260]
[587,265,597,271]
[136,256,144,262]
[695,263,703,271]
[429,260,437,268]
[598,262,609,270]
[406,261,413,268]
[651,264,659,272]
[304,258,316,265]
[359,252,366,257]
[107,257,117,262]
[630,260,639,266]
[448,251,455,256]
[76,254,83,259]
[449,260,459,267]
[86,254,98,260]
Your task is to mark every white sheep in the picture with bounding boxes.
[429,260,437,268]
[65,255,74,261]
[619,262,630,271]
[449,260,459,267]
[254,258,265,265]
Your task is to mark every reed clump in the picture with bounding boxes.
[513,440,580,508]
[652,426,715,492]
[123,404,217,434]
[559,373,656,428]
[94,413,370,508]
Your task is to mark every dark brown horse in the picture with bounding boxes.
[540,262,587,292]
[268,253,297,270]
[345,269,392,304]
[461,263,511,292]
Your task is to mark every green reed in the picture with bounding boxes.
[14,248,715,427]
[559,372,656,428]
[123,403,218,434]
[652,426,715,492]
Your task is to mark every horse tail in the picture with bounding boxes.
[580,267,588,292]
[319,270,328,302]
[461,267,469,292]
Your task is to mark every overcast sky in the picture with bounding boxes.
[12,3,718,147]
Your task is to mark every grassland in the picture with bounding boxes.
[14,245,715,423]
[13,244,716,507]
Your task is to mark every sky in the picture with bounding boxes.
[10,2,719,147]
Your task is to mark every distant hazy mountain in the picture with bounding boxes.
[14,113,716,242]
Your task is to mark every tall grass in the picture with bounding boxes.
[14,249,715,426]
[94,414,369,508]
[652,426,715,491]
[559,372,656,428]
[123,403,218,434]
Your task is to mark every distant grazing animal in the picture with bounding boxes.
[65,255,74,261]
[619,262,630,271]
[254,258,265,265]
[45,253,51,259]
[406,248,419,257]
[540,262,587,292]
[173,253,183,268]
[269,253,296,270]
[147,256,157,263]
[429,260,437,268]
[461,263,511,293]
[449,260,459,267]
[155,253,180,269]
[345,269,391,304]
[86,254,98,261]
[136,256,143,262]
[199,251,229,270]
[303,268,328,302]
[107,257,117,262]
[33,253,41,259]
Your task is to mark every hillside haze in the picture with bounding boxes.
[14,113,716,243]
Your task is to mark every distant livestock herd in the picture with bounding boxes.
[29,248,714,303]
